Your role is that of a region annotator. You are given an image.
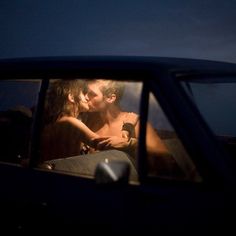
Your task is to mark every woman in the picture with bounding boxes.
[40,79,134,162]
[41,79,100,162]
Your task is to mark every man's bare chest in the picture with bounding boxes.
[94,122,124,137]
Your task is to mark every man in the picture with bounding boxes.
[82,79,183,177]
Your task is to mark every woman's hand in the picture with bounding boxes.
[122,112,139,139]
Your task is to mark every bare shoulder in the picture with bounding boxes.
[59,116,78,123]
[58,116,84,127]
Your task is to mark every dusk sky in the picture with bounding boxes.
[1,0,236,63]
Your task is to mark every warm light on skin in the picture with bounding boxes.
[78,92,89,112]
[85,82,107,112]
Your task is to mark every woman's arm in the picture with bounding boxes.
[59,116,99,148]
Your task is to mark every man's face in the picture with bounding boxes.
[85,82,107,111]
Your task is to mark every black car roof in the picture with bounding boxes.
[1,56,236,76]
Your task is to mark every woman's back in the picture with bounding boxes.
[41,120,84,161]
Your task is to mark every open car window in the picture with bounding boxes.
[38,78,201,183]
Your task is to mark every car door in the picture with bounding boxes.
[0,57,235,235]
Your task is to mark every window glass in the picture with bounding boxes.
[0,80,41,164]
[147,91,201,182]
[180,77,236,160]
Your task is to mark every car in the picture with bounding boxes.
[0,56,236,234]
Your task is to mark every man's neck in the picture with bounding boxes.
[99,105,122,125]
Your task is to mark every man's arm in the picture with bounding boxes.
[135,121,182,176]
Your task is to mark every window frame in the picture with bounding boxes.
[172,71,236,186]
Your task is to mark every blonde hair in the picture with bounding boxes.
[88,79,125,104]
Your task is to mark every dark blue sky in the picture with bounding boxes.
[1,0,236,63]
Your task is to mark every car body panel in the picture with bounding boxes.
[0,56,236,234]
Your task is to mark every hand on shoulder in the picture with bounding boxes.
[122,112,139,139]
[124,112,139,126]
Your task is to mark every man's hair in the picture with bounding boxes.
[89,79,125,104]
[44,79,85,124]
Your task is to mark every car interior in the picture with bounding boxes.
[0,78,202,184]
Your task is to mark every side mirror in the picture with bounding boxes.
[95,160,130,185]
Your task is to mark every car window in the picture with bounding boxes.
[39,79,141,181]
[0,79,41,164]
[38,78,201,183]
[147,91,201,182]
[180,76,236,161]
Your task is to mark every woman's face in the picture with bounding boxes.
[78,91,89,112]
